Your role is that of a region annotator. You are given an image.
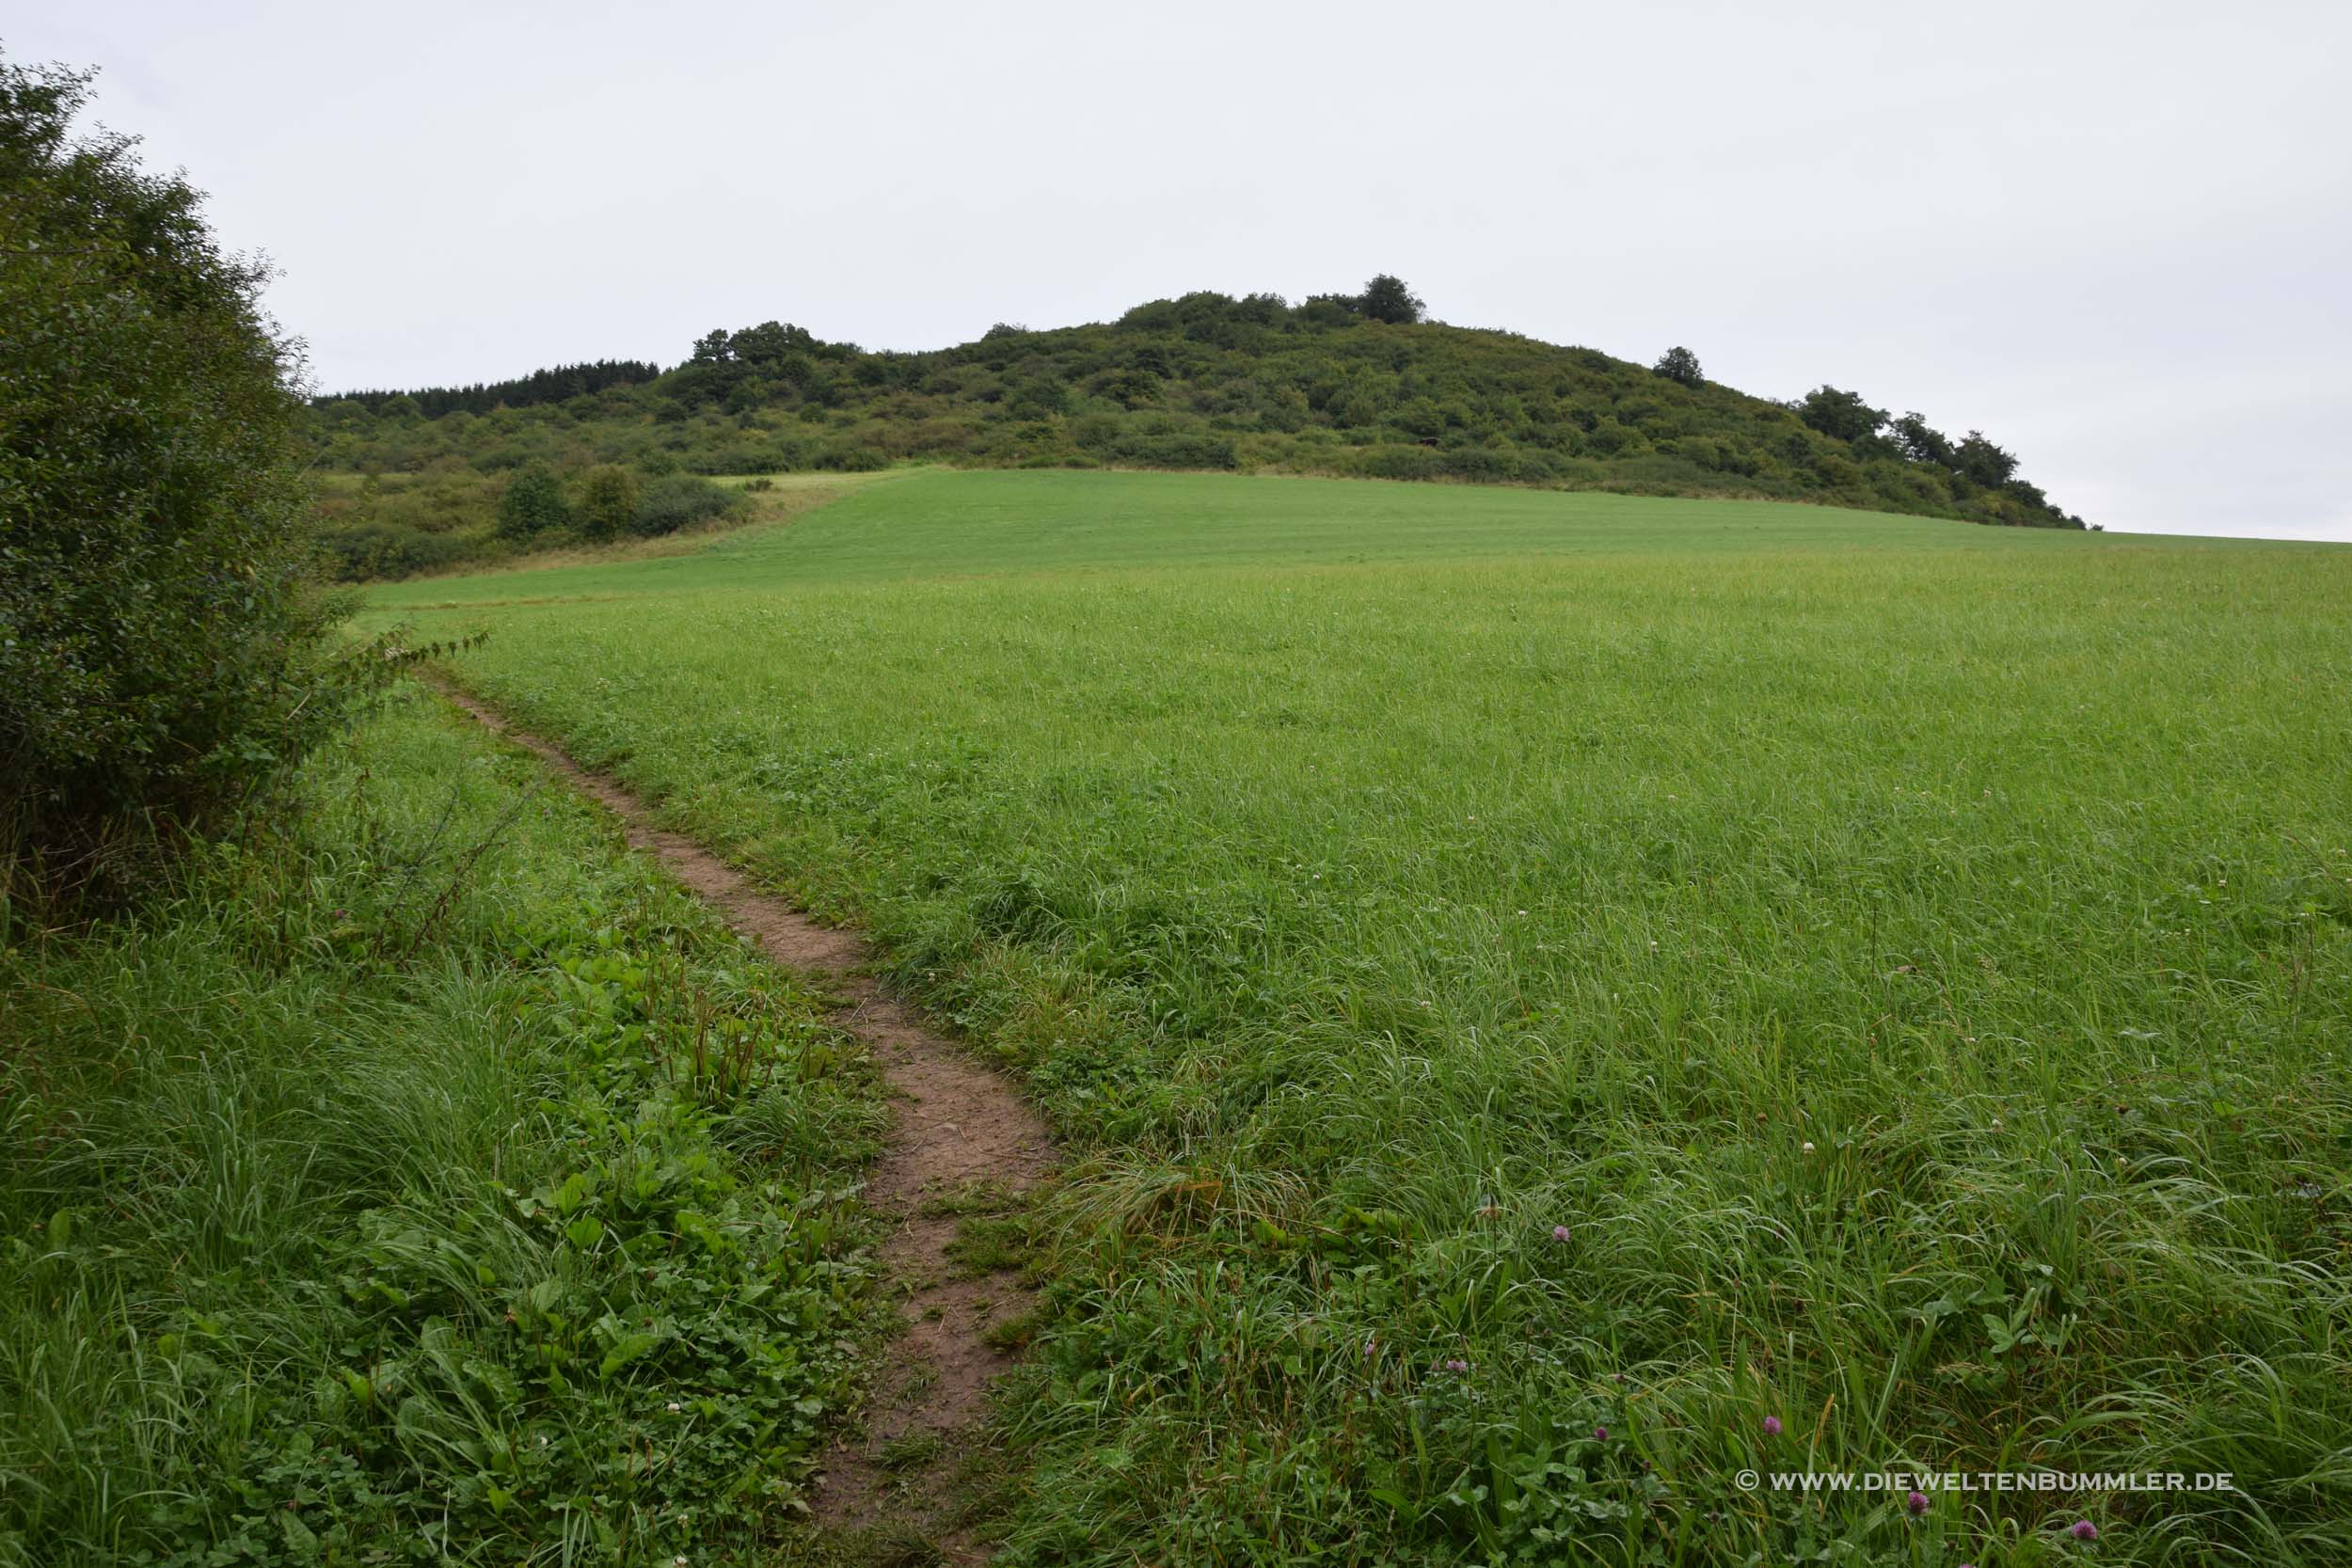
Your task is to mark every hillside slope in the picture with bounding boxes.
[373,474,2349,1566]
[309,280,2086,578]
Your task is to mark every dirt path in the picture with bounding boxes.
[436,685,1054,1560]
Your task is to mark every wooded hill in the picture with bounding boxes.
[306,278,2085,577]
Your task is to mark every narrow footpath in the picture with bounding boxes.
[438,686,1055,1560]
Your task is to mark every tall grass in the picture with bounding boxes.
[381,471,2352,1564]
[0,695,887,1565]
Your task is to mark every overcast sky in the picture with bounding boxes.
[17,2,2351,539]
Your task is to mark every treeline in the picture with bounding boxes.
[325,357,661,417]
[1790,386,2083,528]
[305,275,2089,578]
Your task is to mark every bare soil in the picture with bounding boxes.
[437,685,1054,1560]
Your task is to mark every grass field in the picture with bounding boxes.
[373,469,2352,1565]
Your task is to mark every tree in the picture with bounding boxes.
[1951,431,2019,487]
[1889,412,1954,468]
[2,54,349,901]
[498,462,571,538]
[1793,386,1888,443]
[1653,346,1704,388]
[574,464,641,540]
[1358,274,1425,325]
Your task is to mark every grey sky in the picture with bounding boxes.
[18,1,2351,539]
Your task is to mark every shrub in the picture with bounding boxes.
[317,519,483,581]
[497,461,571,538]
[1438,446,1515,482]
[1357,445,1445,481]
[573,463,641,541]
[0,57,348,901]
[1109,431,1237,470]
[630,473,740,536]
[816,443,892,473]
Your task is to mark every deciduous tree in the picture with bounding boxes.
[1652,345,1704,387]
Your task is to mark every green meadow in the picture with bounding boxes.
[367,469,2352,1565]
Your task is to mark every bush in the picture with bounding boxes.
[1357,445,1445,481]
[317,519,483,581]
[1438,446,1515,482]
[497,461,571,539]
[1109,431,1237,470]
[815,442,892,472]
[630,473,740,536]
[0,57,348,902]
[573,463,641,541]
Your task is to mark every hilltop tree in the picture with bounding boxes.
[1795,385,1889,443]
[1951,431,2020,487]
[1358,275,1425,325]
[1653,345,1704,387]
[728,320,819,370]
[1887,412,1951,467]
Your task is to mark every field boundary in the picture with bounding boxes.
[428,678,1055,1560]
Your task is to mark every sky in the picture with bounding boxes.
[16,1,2352,540]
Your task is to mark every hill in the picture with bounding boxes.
[306,277,2087,578]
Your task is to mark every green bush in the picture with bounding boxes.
[1109,431,1237,470]
[0,56,347,903]
[572,464,641,541]
[1356,445,1444,481]
[496,462,571,539]
[317,519,484,580]
[630,473,740,536]
[815,442,892,473]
